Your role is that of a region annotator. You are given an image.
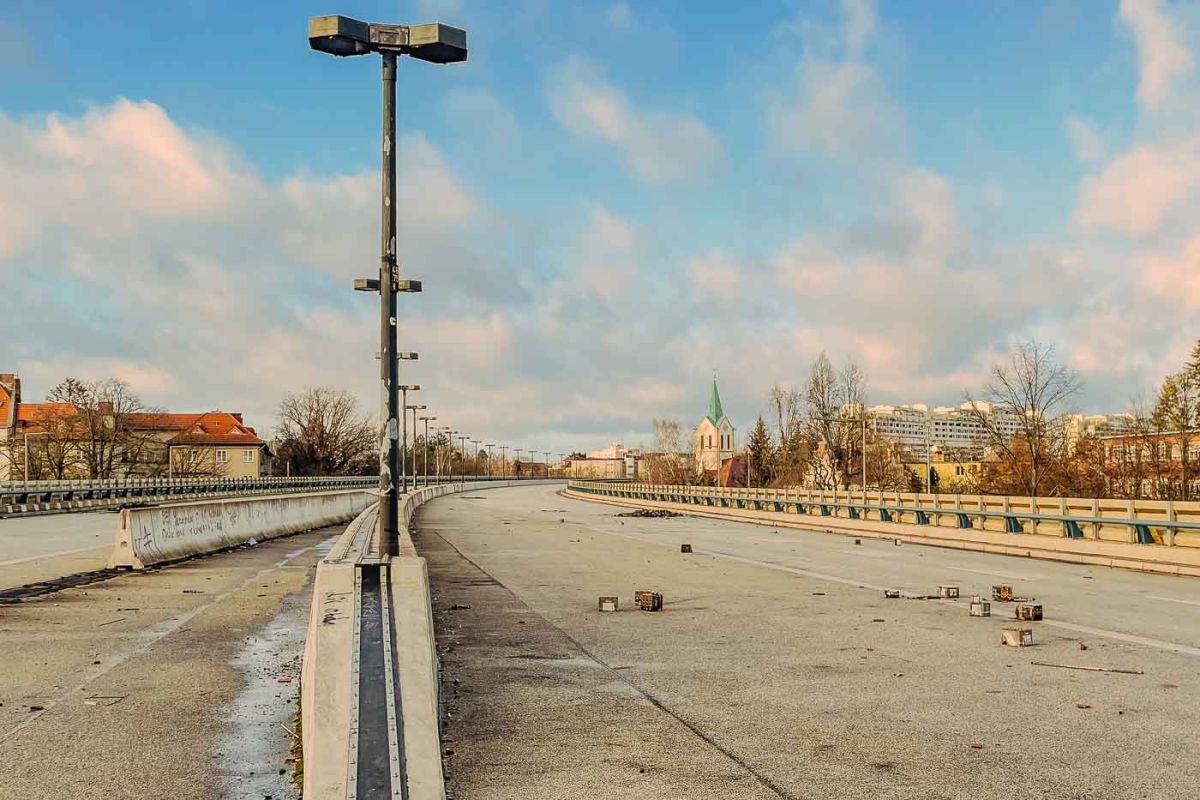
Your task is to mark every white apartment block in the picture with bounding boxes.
[866,402,1025,455]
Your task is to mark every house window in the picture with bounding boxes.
[243,450,254,463]
[216,449,228,464]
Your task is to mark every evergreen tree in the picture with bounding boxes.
[746,416,773,487]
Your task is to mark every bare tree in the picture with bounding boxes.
[25,404,86,480]
[275,387,377,476]
[964,340,1081,497]
[767,383,808,485]
[46,378,158,479]
[645,418,691,484]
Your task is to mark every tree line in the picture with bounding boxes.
[646,339,1200,502]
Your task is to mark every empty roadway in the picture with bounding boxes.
[418,484,1200,800]
[0,512,114,592]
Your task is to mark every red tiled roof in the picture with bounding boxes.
[16,402,79,433]
[165,411,266,446]
[0,383,12,427]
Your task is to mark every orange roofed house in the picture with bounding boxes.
[0,373,272,481]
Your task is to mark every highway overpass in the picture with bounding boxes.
[2,479,1198,798]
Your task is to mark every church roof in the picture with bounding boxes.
[706,378,725,425]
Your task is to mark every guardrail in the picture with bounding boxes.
[301,479,566,800]
[569,481,1200,549]
[0,474,532,516]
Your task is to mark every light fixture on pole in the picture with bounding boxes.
[310,14,466,561]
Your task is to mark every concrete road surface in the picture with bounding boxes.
[417,484,1200,800]
[0,527,335,800]
[0,512,114,592]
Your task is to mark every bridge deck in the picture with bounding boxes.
[417,484,1200,800]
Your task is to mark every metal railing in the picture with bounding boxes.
[568,481,1200,549]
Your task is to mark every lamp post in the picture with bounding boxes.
[407,403,426,485]
[486,444,496,478]
[472,440,481,476]
[500,446,508,479]
[515,448,523,480]
[458,435,468,487]
[398,385,419,493]
[310,15,466,560]
[420,415,435,485]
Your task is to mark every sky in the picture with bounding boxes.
[1,0,1199,454]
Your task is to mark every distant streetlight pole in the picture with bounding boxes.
[407,403,426,485]
[515,448,523,480]
[420,415,435,485]
[309,15,466,560]
[458,435,468,487]
[486,444,497,478]
[398,385,419,493]
[500,445,508,478]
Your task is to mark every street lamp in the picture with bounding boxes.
[398,385,419,492]
[309,14,466,560]
[515,448,523,480]
[406,403,427,485]
[485,444,496,478]
[420,415,436,485]
[457,435,468,487]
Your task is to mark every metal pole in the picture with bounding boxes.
[24,434,29,484]
[399,386,408,495]
[377,51,400,560]
[862,417,867,500]
[423,417,430,485]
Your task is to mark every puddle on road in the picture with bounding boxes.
[215,574,314,799]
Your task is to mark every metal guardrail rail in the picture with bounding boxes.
[569,481,1200,548]
[0,474,533,515]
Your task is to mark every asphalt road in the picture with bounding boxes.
[418,484,1200,800]
[0,512,114,592]
[0,527,335,800]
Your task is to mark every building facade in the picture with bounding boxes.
[867,401,1025,458]
[0,373,271,480]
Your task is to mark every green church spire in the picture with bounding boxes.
[706,375,725,425]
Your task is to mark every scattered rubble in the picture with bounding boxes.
[598,596,618,612]
[680,544,693,553]
[1001,627,1034,647]
[617,509,680,518]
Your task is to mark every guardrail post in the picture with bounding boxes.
[1167,501,1177,547]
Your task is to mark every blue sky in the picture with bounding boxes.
[1,0,1198,453]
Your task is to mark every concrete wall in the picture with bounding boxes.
[108,489,376,569]
[567,482,1200,578]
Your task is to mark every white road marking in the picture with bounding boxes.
[0,544,108,568]
[1042,620,1200,659]
[1146,594,1200,608]
[945,565,1045,581]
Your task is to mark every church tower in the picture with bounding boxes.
[693,376,735,476]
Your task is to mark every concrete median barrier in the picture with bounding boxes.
[300,479,564,800]
[108,489,377,569]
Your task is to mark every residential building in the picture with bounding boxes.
[0,372,271,480]
[567,443,644,479]
[868,401,1025,458]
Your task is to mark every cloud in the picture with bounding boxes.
[767,0,903,161]
[606,2,634,29]
[1074,140,1200,234]
[1065,116,1105,163]
[1119,0,1194,111]
[0,99,503,433]
[547,58,723,183]
[689,252,742,298]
